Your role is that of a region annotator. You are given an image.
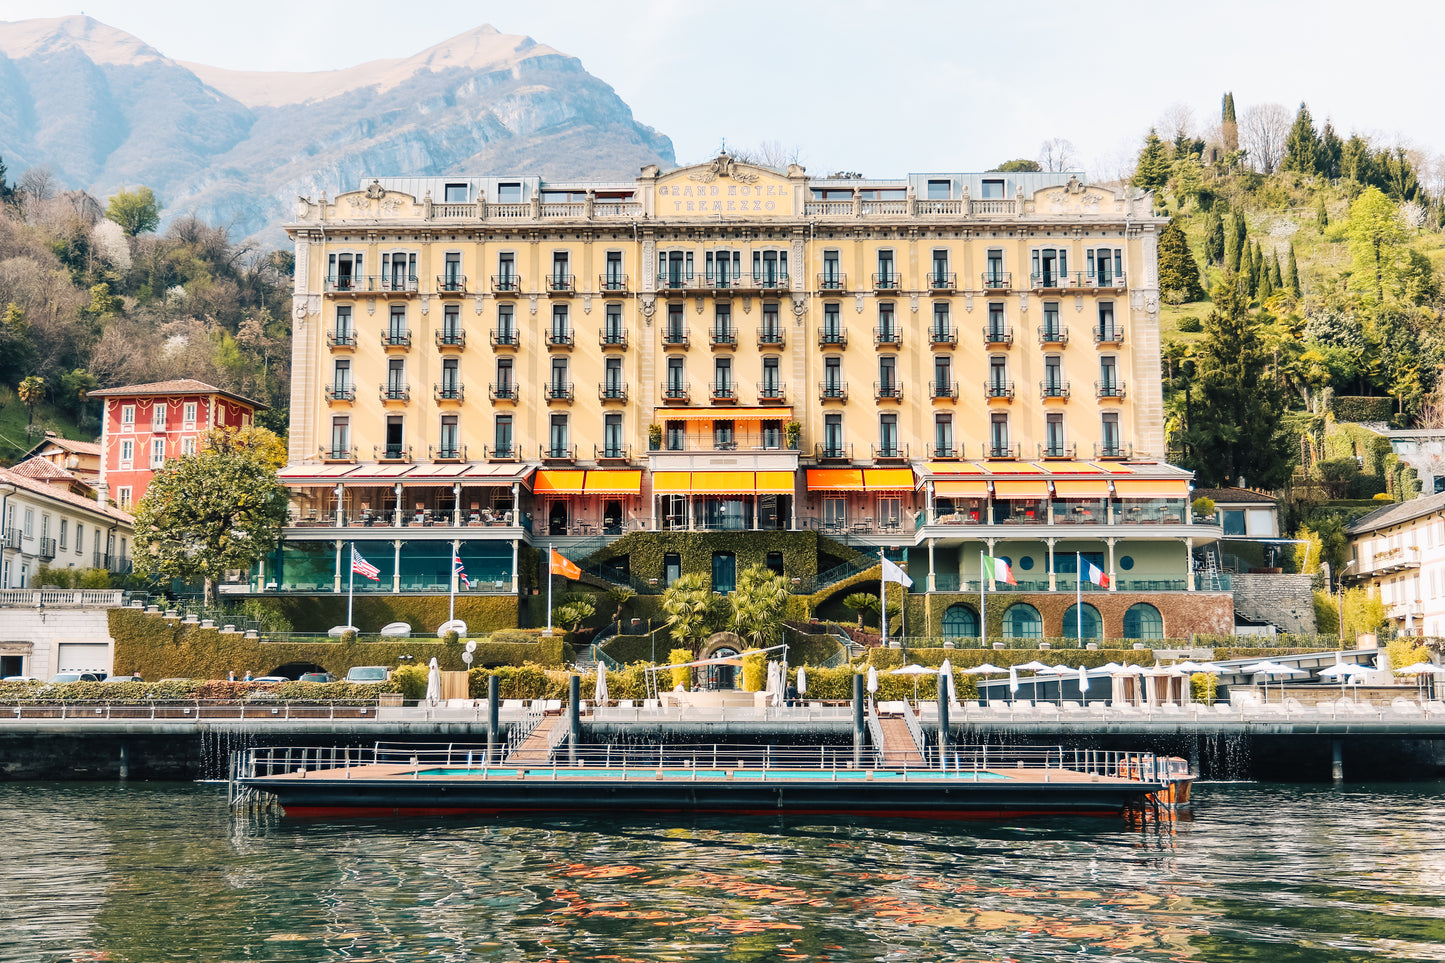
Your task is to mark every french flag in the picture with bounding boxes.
[1085,561,1110,588]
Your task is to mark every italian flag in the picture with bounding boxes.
[982,554,1017,585]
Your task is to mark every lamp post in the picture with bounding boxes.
[1338,559,1356,644]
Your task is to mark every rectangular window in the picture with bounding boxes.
[494,415,513,456]
[497,182,522,203]
[604,414,623,458]
[711,552,737,593]
[705,249,741,284]
[552,251,570,287]
[1046,413,1065,455]
[58,519,67,549]
[438,415,460,457]
[382,251,416,290]
[605,356,623,392]
[605,251,624,288]
[389,304,407,341]
[876,249,895,286]
[23,508,32,538]
[327,252,363,289]
[823,495,847,528]
[824,413,843,455]
[443,252,462,288]
[926,179,951,200]
[931,249,949,284]
[663,552,682,585]
[1100,356,1117,389]
[1088,247,1124,284]
[1098,302,1117,339]
[551,304,570,342]
[549,414,569,456]
[934,414,954,456]
[878,497,901,528]
[152,404,167,431]
[878,302,896,341]
[761,419,781,449]
[667,357,685,394]
[497,251,516,284]
[714,303,733,342]
[823,302,842,340]
[181,436,197,456]
[762,356,780,390]
[665,420,685,451]
[990,414,1009,455]
[1102,413,1121,454]
[879,356,896,390]
[444,183,468,203]
[183,402,197,426]
[753,249,788,284]
[496,303,515,340]
[989,357,1008,390]
[714,358,733,398]
[442,304,461,340]
[120,439,134,468]
[121,406,135,432]
[666,304,685,342]
[987,303,1006,339]
[384,415,403,458]
[76,525,83,554]
[389,357,406,393]
[551,357,569,392]
[1031,247,1068,286]
[986,249,1005,286]
[150,438,165,468]
[981,178,1005,199]
[825,356,842,392]
[605,303,623,342]
[822,249,841,286]
[714,419,735,449]
[333,359,351,389]
[879,414,899,456]
[331,417,349,456]
[932,301,950,340]
[1045,355,1063,392]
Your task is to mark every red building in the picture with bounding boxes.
[89,380,264,509]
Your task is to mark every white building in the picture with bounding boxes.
[1345,490,1445,637]
[0,463,135,589]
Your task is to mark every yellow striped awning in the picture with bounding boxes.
[652,471,692,494]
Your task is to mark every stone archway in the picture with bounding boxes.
[700,631,745,690]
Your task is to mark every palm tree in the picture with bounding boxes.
[661,572,714,656]
[729,564,788,650]
[17,376,44,426]
[844,592,876,629]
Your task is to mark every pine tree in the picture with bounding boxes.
[1157,219,1206,303]
[1320,122,1343,179]
[1259,260,1274,299]
[0,156,11,204]
[1282,102,1324,176]
[1248,241,1262,296]
[1203,208,1225,265]
[1227,212,1247,273]
[1316,195,1328,233]
[1287,242,1301,296]
[1221,92,1238,153]
[1131,128,1172,192]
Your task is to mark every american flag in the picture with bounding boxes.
[453,553,470,588]
[350,546,380,581]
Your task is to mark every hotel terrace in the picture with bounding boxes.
[269,156,1228,639]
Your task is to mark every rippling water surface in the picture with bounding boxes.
[2,781,1444,962]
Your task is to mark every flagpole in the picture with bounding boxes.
[545,542,554,636]
[449,543,457,624]
[879,548,887,645]
[979,549,986,649]
[347,541,355,629]
[1077,551,1083,645]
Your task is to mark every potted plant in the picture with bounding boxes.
[648,423,662,450]
[784,420,801,450]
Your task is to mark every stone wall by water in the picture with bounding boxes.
[1231,574,1318,635]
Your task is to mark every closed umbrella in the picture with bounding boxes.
[1078,665,1090,701]
[866,664,878,694]
[594,664,608,706]
[425,657,441,707]
[796,665,808,696]
[940,658,956,704]
[1008,665,1020,701]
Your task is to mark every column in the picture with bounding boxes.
[650,493,657,532]
[453,483,462,527]
[256,557,265,592]
[334,483,345,527]
[986,537,997,590]
[1047,538,1056,591]
[393,540,402,593]
[927,539,936,592]
[333,540,343,593]
[511,539,519,593]
[393,483,404,527]
[1185,537,1195,591]
[512,482,520,526]
[753,493,759,531]
[1106,537,1117,591]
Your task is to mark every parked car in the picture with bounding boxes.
[2,676,39,682]
[298,671,335,683]
[48,672,106,683]
[251,676,290,683]
[102,674,144,683]
[345,666,390,683]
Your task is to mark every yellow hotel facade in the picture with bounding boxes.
[272,155,1230,640]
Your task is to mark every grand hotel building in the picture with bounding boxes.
[271,156,1230,639]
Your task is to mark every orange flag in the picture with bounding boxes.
[550,549,581,580]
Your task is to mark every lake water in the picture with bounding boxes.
[2,780,1443,962]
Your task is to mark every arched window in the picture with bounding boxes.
[1062,603,1102,640]
[1123,603,1164,640]
[1003,603,1042,639]
[941,604,979,638]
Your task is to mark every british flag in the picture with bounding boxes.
[453,553,470,588]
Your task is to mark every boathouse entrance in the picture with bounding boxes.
[700,632,744,690]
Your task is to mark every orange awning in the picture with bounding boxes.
[655,407,792,422]
[993,479,1050,498]
[807,469,865,491]
[691,471,756,494]
[982,463,1044,474]
[533,470,586,494]
[926,462,986,474]
[652,471,692,494]
[1052,479,1110,497]
[755,471,795,493]
[583,471,642,495]
[934,479,989,497]
[863,469,915,491]
[1113,478,1190,498]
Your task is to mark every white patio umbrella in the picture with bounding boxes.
[890,663,938,702]
[866,665,878,696]
[1077,665,1090,700]
[940,658,956,704]
[766,661,781,706]
[1393,661,1443,675]
[1319,661,1371,697]
[1174,661,1222,675]
[425,657,441,707]
[796,665,808,696]
[593,663,608,706]
[1240,661,1304,703]
[1016,660,1052,672]
[962,663,1005,676]
[1008,665,1020,700]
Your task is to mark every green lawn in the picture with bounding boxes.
[0,386,91,464]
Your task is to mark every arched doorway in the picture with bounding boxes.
[700,631,745,690]
[941,603,979,639]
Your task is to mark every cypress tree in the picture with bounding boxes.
[1157,219,1206,303]
[1221,92,1238,153]
[1287,242,1301,296]
[1248,241,1263,296]
[1282,102,1324,176]
[1228,212,1247,273]
[1203,208,1225,265]
[1316,195,1328,233]
[1259,260,1274,299]
[1131,128,1172,192]
[1270,252,1283,289]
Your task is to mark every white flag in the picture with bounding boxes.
[881,556,913,588]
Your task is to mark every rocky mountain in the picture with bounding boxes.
[0,17,675,243]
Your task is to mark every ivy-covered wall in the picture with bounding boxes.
[240,594,519,634]
[586,530,847,585]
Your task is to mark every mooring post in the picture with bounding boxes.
[487,675,500,763]
[936,676,950,771]
[568,674,581,766]
[852,672,865,767]
[1332,738,1344,783]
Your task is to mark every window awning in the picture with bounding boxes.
[653,471,692,494]
[863,469,915,491]
[655,407,792,423]
[755,471,795,493]
[993,479,1050,498]
[583,471,642,495]
[534,470,586,494]
[807,469,865,491]
[1052,479,1111,497]
[925,462,986,474]
[933,479,989,497]
[691,471,756,494]
[1113,478,1190,498]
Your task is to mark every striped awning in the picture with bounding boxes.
[1113,478,1190,498]
[933,479,989,497]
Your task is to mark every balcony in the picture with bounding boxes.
[710,384,738,403]
[662,328,690,349]
[595,444,632,463]
[436,274,467,295]
[983,325,1014,347]
[755,273,789,292]
[540,444,577,462]
[703,271,756,293]
[318,445,357,463]
[326,330,356,349]
[757,382,788,403]
[818,382,849,403]
[1038,325,1069,346]
[430,444,467,462]
[1029,271,1071,291]
[324,274,418,294]
[982,271,1011,292]
[374,444,413,463]
[547,273,575,295]
[1094,442,1133,459]
[817,272,847,293]
[1095,381,1127,399]
[874,326,902,347]
[381,330,412,350]
[815,443,853,462]
[1362,546,1422,576]
[1040,381,1072,400]
[817,327,848,349]
[929,326,957,348]
[599,330,628,350]
[599,383,628,403]
[985,380,1016,401]
[872,443,909,462]
[324,384,355,404]
[38,537,56,561]
[435,329,466,350]
[709,327,738,348]
[489,382,519,403]
[873,272,901,292]
[491,275,522,295]
[434,383,465,403]
[928,271,956,293]
[930,380,959,400]
[663,385,691,404]
[1089,272,1127,290]
[484,444,520,462]
[545,382,575,403]
[491,328,519,349]
[757,328,785,349]
[1095,325,1126,345]
[546,328,575,349]
[875,381,903,402]
[987,443,1021,460]
[927,443,959,459]
[599,273,629,293]
[656,273,692,292]
[379,383,411,404]
[1040,443,1077,460]
[3,529,21,551]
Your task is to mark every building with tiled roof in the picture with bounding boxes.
[18,432,101,485]
[1344,490,1445,637]
[87,380,264,508]
[0,462,133,591]
[10,457,95,499]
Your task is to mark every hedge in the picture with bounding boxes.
[1329,396,1394,424]
[245,594,519,634]
[583,530,843,586]
[0,678,397,702]
[109,608,567,681]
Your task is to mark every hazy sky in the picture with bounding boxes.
[4,0,1441,179]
